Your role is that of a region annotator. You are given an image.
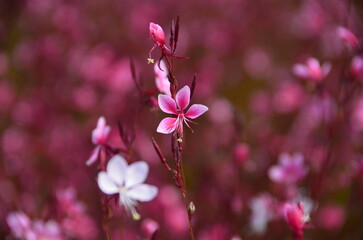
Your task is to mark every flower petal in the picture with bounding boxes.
[125,161,149,188]
[322,63,331,78]
[127,184,158,202]
[97,116,106,128]
[156,117,178,134]
[158,94,177,114]
[185,104,209,119]
[97,172,119,195]
[307,58,320,71]
[176,86,190,111]
[292,64,309,79]
[107,155,128,186]
[268,166,283,182]
[86,146,100,166]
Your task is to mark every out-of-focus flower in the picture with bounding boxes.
[234,143,250,166]
[97,155,158,220]
[157,85,209,135]
[351,98,363,132]
[56,188,85,215]
[337,26,360,50]
[154,60,171,96]
[283,201,309,240]
[149,23,165,47]
[56,188,97,239]
[243,47,272,78]
[230,236,242,240]
[7,212,63,240]
[208,98,234,124]
[7,212,35,240]
[273,82,305,114]
[316,205,346,230]
[292,58,331,83]
[141,218,159,238]
[268,153,308,184]
[198,224,229,240]
[249,193,275,234]
[32,220,62,240]
[351,56,363,81]
[86,116,110,166]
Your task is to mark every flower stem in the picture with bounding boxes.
[102,197,111,240]
[180,159,195,240]
[176,136,195,240]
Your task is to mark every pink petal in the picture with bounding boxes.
[268,166,284,182]
[176,86,190,111]
[156,117,178,134]
[292,64,309,79]
[97,116,106,128]
[322,63,331,78]
[307,58,320,71]
[86,146,100,166]
[185,104,209,119]
[158,94,177,114]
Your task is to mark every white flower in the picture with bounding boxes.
[97,155,158,220]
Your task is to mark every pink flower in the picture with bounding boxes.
[156,86,209,135]
[6,212,63,240]
[32,220,62,240]
[154,60,171,96]
[268,153,308,184]
[351,56,363,81]
[234,143,250,166]
[284,202,309,240]
[148,22,187,63]
[316,205,345,230]
[86,116,111,166]
[292,58,331,83]
[337,26,360,49]
[149,23,165,46]
[7,212,36,240]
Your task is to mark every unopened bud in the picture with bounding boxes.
[188,201,196,218]
[149,23,165,46]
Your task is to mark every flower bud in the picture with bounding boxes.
[150,22,165,46]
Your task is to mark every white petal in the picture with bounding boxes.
[97,172,119,194]
[125,161,149,188]
[127,184,158,202]
[107,155,128,186]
